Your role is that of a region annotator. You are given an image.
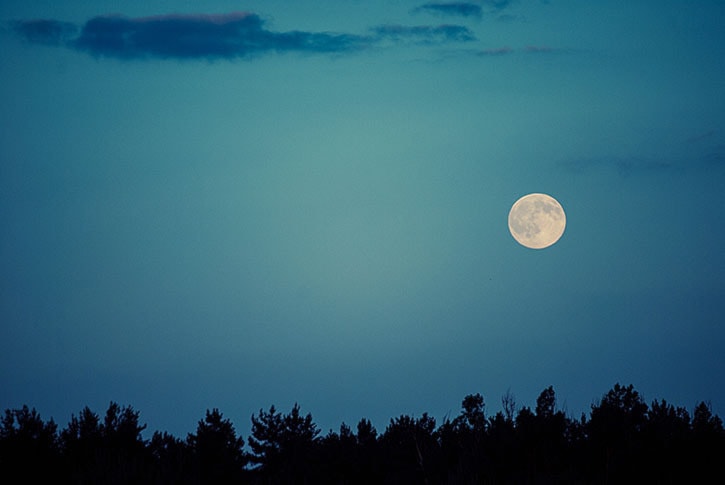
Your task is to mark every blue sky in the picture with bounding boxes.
[1,0,724,438]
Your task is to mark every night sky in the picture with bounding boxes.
[2,0,724,439]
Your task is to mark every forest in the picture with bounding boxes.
[1,383,723,484]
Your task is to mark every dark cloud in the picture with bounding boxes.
[701,150,725,167]
[481,0,514,9]
[685,130,717,144]
[561,131,725,176]
[412,2,483,19]
[71,12,369,59]
[11,12,370,60]
[11,12,477,60]
[12,19,77,45]
[371,24,476,43]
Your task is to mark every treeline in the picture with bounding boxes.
[1,383,724,484]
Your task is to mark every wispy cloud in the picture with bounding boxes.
[474,45,561,57]
[412,2,483,19]
[685,129,717,144]
[11,12,478,60]
[523,45,556,54]
[559,157,673,177]
[559,132,725,176]
[11,19,77,45]
[371,24,476,43]
[689,131,725,169]
[477,46,514,56]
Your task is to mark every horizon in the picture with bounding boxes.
[7,382,722,442]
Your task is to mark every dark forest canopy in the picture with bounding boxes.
[2,383,723,484]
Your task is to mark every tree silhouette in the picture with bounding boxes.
[318,423,355,483]
[535,385,556,419]
[317,420,384,485]
[248,404,284,470]
[690,401,725,482]
[516,386,571,482]
[60,405,104,483]
[61,402,152,484]
[353,418,381,484]
[248,403,320,483]
[187,408,247,484]
[641,399,690,483]
[380,413,439,484]
[459,393,486,433]
[438,393,488,483]
[485,405,517,482]
[501,388,517,423]
[149,431,193,484]
[0,406,59,482]
[3,383,725,483]
[587,383,650,482]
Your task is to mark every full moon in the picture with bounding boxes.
[508,193,566,249]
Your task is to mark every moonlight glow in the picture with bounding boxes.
[508,193,566,249]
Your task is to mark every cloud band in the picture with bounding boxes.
[12,11,475,60]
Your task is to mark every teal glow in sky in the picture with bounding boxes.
[2,1,724,438]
